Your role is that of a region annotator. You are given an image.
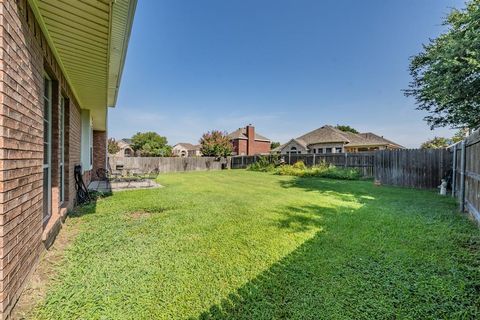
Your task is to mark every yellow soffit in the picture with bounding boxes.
[28,0,136,130]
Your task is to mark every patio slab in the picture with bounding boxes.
[88,179,162,193]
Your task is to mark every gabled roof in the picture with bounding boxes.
[228,128,271,142]
[273,138,307,152]
[348,133,404,148]
[279,125,404,150]
[174,143,201,150]
[297,125,350,144]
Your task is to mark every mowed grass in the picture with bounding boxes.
[33,170,479,319]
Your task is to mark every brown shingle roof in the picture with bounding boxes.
[227,128,271,142]
[297,125,350,144]
[289,125,404,149]
[175,143,201,150]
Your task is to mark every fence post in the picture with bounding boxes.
[313,153,316,166]
[459,140,466,212]
[451,146,457,197]
[344,152,348,168]
[288,152,291,165]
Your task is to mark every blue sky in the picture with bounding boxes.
[110,0,465,148]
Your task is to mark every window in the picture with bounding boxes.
[336,147,342,153]
[43,75,52,223]
[318,148,324,154]
[325,148,332,153]
[313,148,317,154]
[124,148,133,157]
[59,96,65,204]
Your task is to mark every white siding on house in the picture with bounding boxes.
[81,109,93,172]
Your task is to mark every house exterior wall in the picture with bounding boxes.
[172,145,188,157]
[280,141,307,154]
[232,139,270,155]
[307,143,345,153]
[0,0,90,317]
[92,131,107,180]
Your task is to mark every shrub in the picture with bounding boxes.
[292,160,306,170]
[247,156,274,172]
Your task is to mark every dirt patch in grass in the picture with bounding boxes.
[129,207,169,220]
[130,211,152,219]
[11,219,82,319]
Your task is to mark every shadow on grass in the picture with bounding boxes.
[196,177,480,319]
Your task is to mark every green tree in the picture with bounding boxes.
[451,129,468,143]
[420,137,450,149]
[270,142,281,149]
[405,0,480,129]
[199,130,232,157]
[335,125,359,134]
[107,138,120,155]
[131,132,172,157]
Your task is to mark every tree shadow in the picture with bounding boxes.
[195,177,479,319]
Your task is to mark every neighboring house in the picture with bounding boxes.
[228,125,271,155]
[173,143,202,157]
[113,139,136,157]
[275,125,404,154]
[0,0,136,317]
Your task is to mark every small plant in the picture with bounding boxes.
[292,160,306,170]
[247,156,274,172]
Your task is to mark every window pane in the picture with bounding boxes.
[43,168,49,219]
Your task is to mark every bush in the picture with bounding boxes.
[247,157,361,180]
[247,156,275,172]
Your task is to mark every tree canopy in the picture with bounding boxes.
[405,0,480,130]
[270,142,281,149]
[107,138,120,155]
[335,125,359,134]
[420,129,468,149]
[420,137,450,149]
[199,130,232,157]
[131,132,172,157]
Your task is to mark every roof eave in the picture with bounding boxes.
[107,0,138,108]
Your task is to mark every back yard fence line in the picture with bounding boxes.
[451,130,480,221]
[230,153,375,177]
[108,156,229,175]
[374,149,452,189]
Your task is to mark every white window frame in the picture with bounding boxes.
[59,96,65,204]
[43,74,52,224]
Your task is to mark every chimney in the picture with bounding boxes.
[246,124,255,155]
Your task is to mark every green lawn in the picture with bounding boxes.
[34,170,479,319]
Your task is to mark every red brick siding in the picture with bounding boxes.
[0,0,84,317]
[232,139,270,155]
[92,130,106,181]
[249,140,270,155]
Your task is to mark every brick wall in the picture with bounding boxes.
[248,140,270,155]
[0,0,84,317]
[232,139,270,155]
[92,130,106,181]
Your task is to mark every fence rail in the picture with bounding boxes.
[451,130,480,222]
[231,153,375,177]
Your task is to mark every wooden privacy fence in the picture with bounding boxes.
[231,153,375,177]
[108,156,228,175]
[451,130,480,221]
[374,149,452,189]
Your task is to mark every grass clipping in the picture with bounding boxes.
[247,156,362,180]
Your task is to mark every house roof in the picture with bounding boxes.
[174,143,201,150]
[297,125,350,144]
[29,0,137,130]
[278,125,404,150]
[227,128,271,142]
